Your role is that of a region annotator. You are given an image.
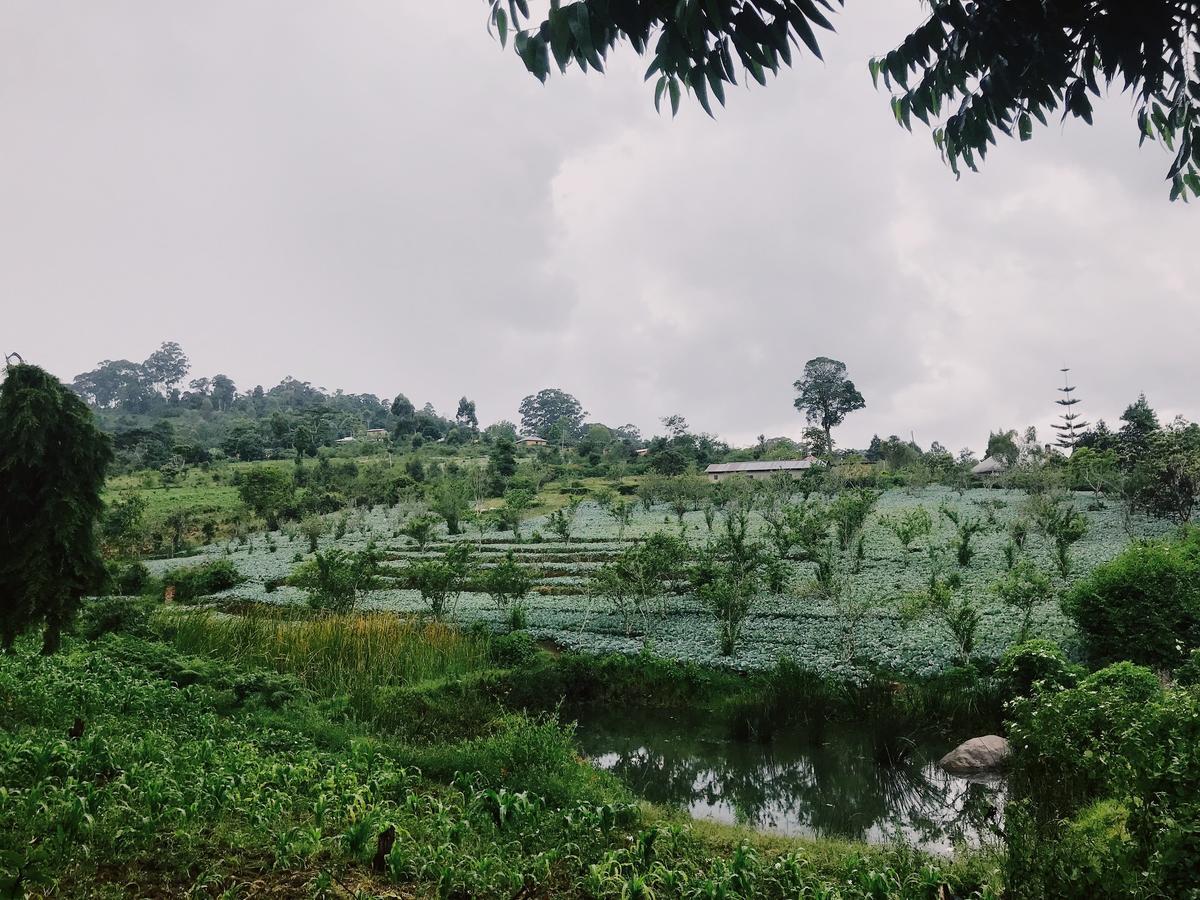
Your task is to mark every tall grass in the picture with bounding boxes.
[161,608,492,719]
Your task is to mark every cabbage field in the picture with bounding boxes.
[144,487,1169,678]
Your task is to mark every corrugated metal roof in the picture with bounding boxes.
[705,459,818,474]
[971,457,1006,474]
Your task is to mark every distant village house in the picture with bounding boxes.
[518,435,548,447]
[335,428,390,445]
[971,457,1006,477]
[704,457,822,483]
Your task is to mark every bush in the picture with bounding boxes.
[1005,663,1200,898]
[372,673,503,743]
[1063,529,1200,669]
[164,559,242,602]
[490,630,538,668]
[995,639,1080,701]
[1174,648,1200,686]
[400,712,624,809]
[1005,799,1138,900]
[291,546,381,612]
[76,596,156,640]
[104,560,151,596]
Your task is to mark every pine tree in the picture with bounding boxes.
[0,360,112,653]
[1053,368,1089,451]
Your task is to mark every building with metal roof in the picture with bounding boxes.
[704,457,822,482]
[971,456,1006,476]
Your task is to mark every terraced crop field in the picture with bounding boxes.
[143,487,1170,677]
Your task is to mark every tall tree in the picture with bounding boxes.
[142,341,190,395]
[986,429,1021,467]
[1053,367,1089,450]
[1119,393,1161,469]
[71,359,155,410]
[237,466,295,530]
[792,357,865,453]
[210,374,237,411]
[456,396,479,432]
[0,360,112,653]
[488,433,518,481]
[489,1,1200,199]
[660,414,690,439]
[518,388,585,440]
[390,393,417,437]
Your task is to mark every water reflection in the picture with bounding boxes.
[572,708,1003,855]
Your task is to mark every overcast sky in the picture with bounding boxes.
[4,2,1198,453]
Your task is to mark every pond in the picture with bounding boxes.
[571,707,1004,855]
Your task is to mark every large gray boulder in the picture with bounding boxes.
[939,735,1011,775]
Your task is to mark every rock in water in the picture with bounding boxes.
[939,735,1011,775]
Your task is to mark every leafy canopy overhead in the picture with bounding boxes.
[487,0,1200,199]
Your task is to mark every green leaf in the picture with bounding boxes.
[496,8,508,48]
[668,78,681,117]
[1018,112,1033,141]
[706,63,726,107]
[654,75,667,113]
[790,12,823,61]
[549,10,572,71]
[692,66,714,117]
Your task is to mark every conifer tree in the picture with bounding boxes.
[0,359,112,653]
[1053,368,1089,451]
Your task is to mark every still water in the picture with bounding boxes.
[572,707,1004,855]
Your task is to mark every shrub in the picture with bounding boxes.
[298,514,327,552]
[477,552,533,630]
[400,712,623,809]
[164,559,243,603]
[76,595,156,640]
[1005,799,1138,900]
[1174,648,1200,686]
[1007,662,1164,811]
[993,560,1055,644]
[405,544,474,618]
[491,630,538,668]
[292,546,381,612]
[373,673,503,743]
[589,533,689,635]
[104,560,150,596]
[1005,663,1200,898]
[1063,529,1200,668]
[995,639,1079,701]
[399,513,439,551]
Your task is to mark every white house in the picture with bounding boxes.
[971,456,1006,477]
[704,457,822,483]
